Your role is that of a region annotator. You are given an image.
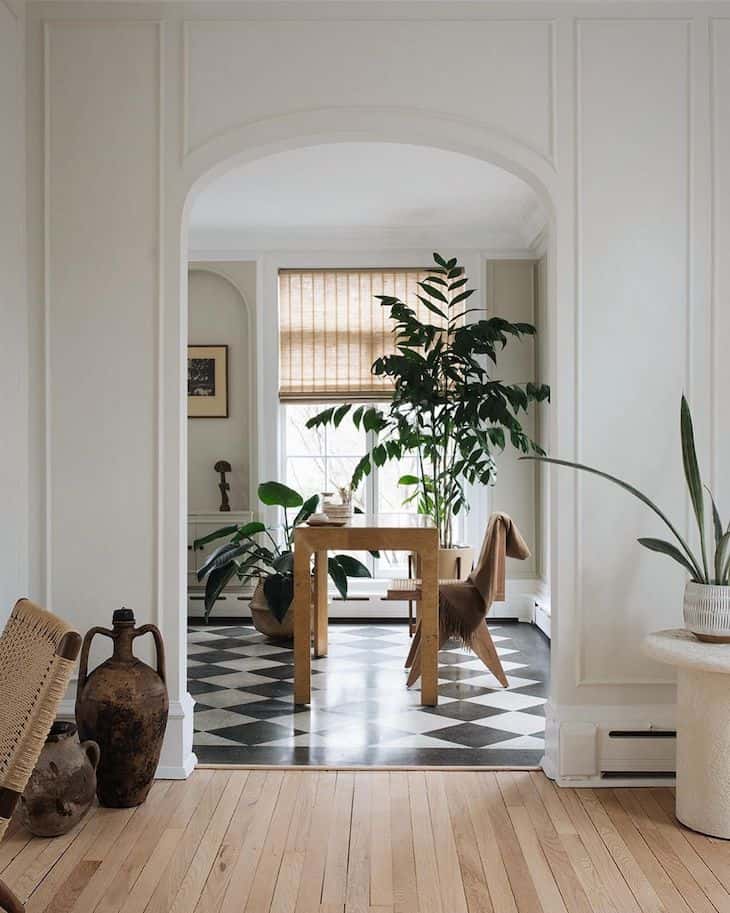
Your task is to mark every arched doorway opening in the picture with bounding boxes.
[167,114,559,774]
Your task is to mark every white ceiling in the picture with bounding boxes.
[188,143,546,253]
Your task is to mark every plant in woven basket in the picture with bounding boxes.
[194,481,371,622]
[305,252,550,548]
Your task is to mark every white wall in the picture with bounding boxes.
[25,1,730,779]
[1,0,27,626]
[487,259,540,581]
[188,263,255,512]
[536,255,551,589]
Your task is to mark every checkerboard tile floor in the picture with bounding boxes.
[189,621,549,766]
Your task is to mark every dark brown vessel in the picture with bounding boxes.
[75,608,169,807]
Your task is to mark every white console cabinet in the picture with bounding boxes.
[187,511,254,619]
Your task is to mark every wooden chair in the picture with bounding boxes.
[403,552,470,635]
[388,513,531,689]
[0,599,81,913]
[391,580,509,688]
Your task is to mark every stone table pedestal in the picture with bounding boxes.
[643,628,730,838]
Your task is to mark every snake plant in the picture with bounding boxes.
[523,396,730,585]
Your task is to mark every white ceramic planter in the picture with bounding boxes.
[684,582,730,643]
[437,546,474,580]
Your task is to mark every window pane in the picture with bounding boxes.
[285,457,326,499]
[377,457,419,514]
[326,416,367,457]
[284,404,326,457]
[326,457,361,499]
[374,456,419,576]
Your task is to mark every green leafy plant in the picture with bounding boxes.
[194,481,372,622]
[306,252,550,548]
[522,396,730,585]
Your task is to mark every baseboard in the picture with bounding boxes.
[192,578,541,624]
[543,701,677,786]
[156,753,198,780]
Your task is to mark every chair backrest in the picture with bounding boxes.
[469,512,531,607]
[0,599,81,797]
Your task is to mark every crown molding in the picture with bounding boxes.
[189,245,540,261]
[187,222,545,254]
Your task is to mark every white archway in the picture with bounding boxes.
[159,107,562,777]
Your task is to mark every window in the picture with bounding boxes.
[282,402,419,579]
[278,267,436,580]
[278,268,432,403]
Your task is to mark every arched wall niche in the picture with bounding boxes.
[187,265,257,513]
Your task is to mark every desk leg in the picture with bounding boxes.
[313,550,328,657]
[419,544,439,706]
[293,543,313,705]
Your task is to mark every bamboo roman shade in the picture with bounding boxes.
[278,268,432,402]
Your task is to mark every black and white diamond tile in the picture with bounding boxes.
[189,621,549,766]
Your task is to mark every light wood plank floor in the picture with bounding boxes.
[4,768,729,913]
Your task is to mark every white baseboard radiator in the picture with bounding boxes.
[546,718,677,786]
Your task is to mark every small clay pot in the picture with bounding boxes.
[19,721,99,837]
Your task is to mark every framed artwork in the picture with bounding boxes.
[188,345,229,418]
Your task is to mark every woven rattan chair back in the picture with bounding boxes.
[0,599,80,913]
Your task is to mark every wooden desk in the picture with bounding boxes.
[292,515,440,706]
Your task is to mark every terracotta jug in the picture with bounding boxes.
[75,608,169,808]
[19,721,99,837]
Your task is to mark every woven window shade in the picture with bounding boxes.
[278,268,434,402]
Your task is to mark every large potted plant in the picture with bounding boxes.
[194,481,372,638]
[524,396,730,640]
[306,252,550,576]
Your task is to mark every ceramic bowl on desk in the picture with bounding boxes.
[307,513,347,527]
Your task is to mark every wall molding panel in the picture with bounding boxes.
[183,17,557,164]
[42,16,162,664]
[0,0,27,626]
[574,17,693,687]
[710,18,730,506]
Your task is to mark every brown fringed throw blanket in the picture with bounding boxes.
[439,512,531,646]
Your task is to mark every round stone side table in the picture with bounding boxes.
[643,628,730,838]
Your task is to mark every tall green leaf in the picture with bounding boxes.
[416,295,448,321]
[706,485,725,547]
[203,563,238,621]
[523,455,704,581]
[715,531,730,585]
[196,542,252,581]
[232,521,266,542]
[292,493,320,529]
[334,554,371,578]
[263,573,294,622]
[258,481,303,508]
[333,404,352,428]
[418,283,448,304]
[328,557,348,599]
[637,538,697,577]
[680,395,709,582]
[193,524,239,548]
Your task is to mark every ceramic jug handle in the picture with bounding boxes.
[82,739,101,771]
[134,624,166,685]
[77,626,114,692]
